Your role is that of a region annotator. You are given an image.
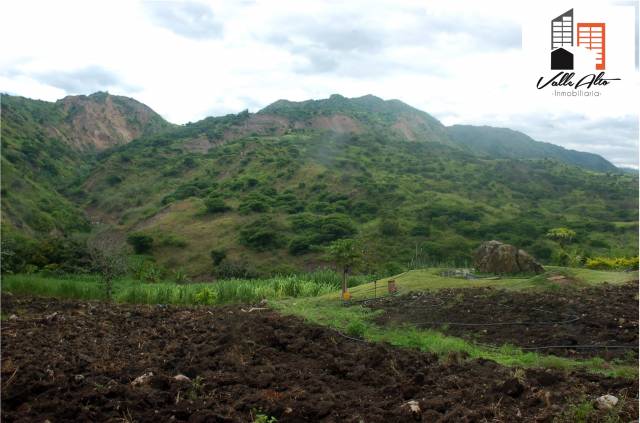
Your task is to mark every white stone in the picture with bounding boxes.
[131,372,154,386]
[595,394,619,410]
[173,374,191,383]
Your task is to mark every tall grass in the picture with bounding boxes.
[1,273,340,305]
[2,274,107,300]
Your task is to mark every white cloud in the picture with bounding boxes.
[0,0,637,167]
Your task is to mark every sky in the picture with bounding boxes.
[1,0,638,168]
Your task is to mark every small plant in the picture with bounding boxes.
[554,399,594,423]
[186,376,205,400]
[252,409,277,423]
[512,368,526,384]
[345,320,367,338]
[173,268,190,284]
[195,287,216,305]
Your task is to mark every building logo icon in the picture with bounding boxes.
[550,9,606,70]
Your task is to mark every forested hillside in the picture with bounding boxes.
[1,93,637,277]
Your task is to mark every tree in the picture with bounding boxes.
[127,232,154,254]
[546,227,576,247]
[327,239,362,296]
[88,236,127,299]
[204,196,231,214]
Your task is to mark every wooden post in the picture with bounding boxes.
[388,279,397,294]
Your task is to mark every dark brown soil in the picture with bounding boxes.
[1,294,638,422]
[366,282,639,360]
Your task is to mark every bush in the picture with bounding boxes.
[214,259,258,279]
[106,175,123,186]
[410,225,430,237]
[379,218,401,236]
[585,256,639,270]
[204,196,231,214]
[210,249,227,266]
[288,237,313,255]
[239,218,285,251]
[289,213,357,244]
[239,195,270,213]
[127,233,154,254]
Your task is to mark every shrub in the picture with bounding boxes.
[214,259,258,279]
[106,175,123,186]
[585,256,639,270]
[210,249,227,266]
[379,218,401,236]
[546,227,576,245]
[239,218,285,251]
[158,234,188,248]
[127,233,154,254]
[410,225,430,237]
[204,196,231,214]
[239,195,271,214]
[288,237,313,256]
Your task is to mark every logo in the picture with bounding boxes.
[550,9,605,71]
[536,7,620,94]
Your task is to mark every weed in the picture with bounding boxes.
[187,376,205,400]
[252,409,277,423]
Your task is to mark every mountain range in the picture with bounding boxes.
[1,92,636,277]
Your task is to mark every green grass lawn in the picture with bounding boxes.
[334,266,638,301]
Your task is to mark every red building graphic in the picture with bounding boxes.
[577,23,606,70]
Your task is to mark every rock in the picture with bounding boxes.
[474,240,544,274]
[8,314,18,321]
[131,372,154,386]
[74,374,85,382]
[400,400,421,420]
[595,394,618,410]
[173,374,191,383]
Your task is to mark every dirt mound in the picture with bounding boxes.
[1,295,637,422]
[367,282,638,359]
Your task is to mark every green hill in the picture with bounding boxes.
[1,92,171,235]
[447,125,617,173]
[1,93,637,277]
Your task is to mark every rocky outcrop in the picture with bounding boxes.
[474,240,544,274]
[56,92,172,151]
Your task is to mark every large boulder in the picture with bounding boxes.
[474,240,544,274]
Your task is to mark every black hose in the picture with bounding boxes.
[520,344,639,350]
[413,315,581,327]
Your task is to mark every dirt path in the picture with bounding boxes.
[366,282,639,360]
[1,294,637,422]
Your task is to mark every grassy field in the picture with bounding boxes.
[336,266,639,301]
[2,266,637,378]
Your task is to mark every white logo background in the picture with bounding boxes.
[519,1,636,115]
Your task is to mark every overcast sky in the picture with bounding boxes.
[1,0,638,168]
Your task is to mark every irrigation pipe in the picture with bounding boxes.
[413,315,582,327]
[520,344,639,351]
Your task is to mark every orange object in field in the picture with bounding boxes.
[388,279,397,294]
[342,291,351,301]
